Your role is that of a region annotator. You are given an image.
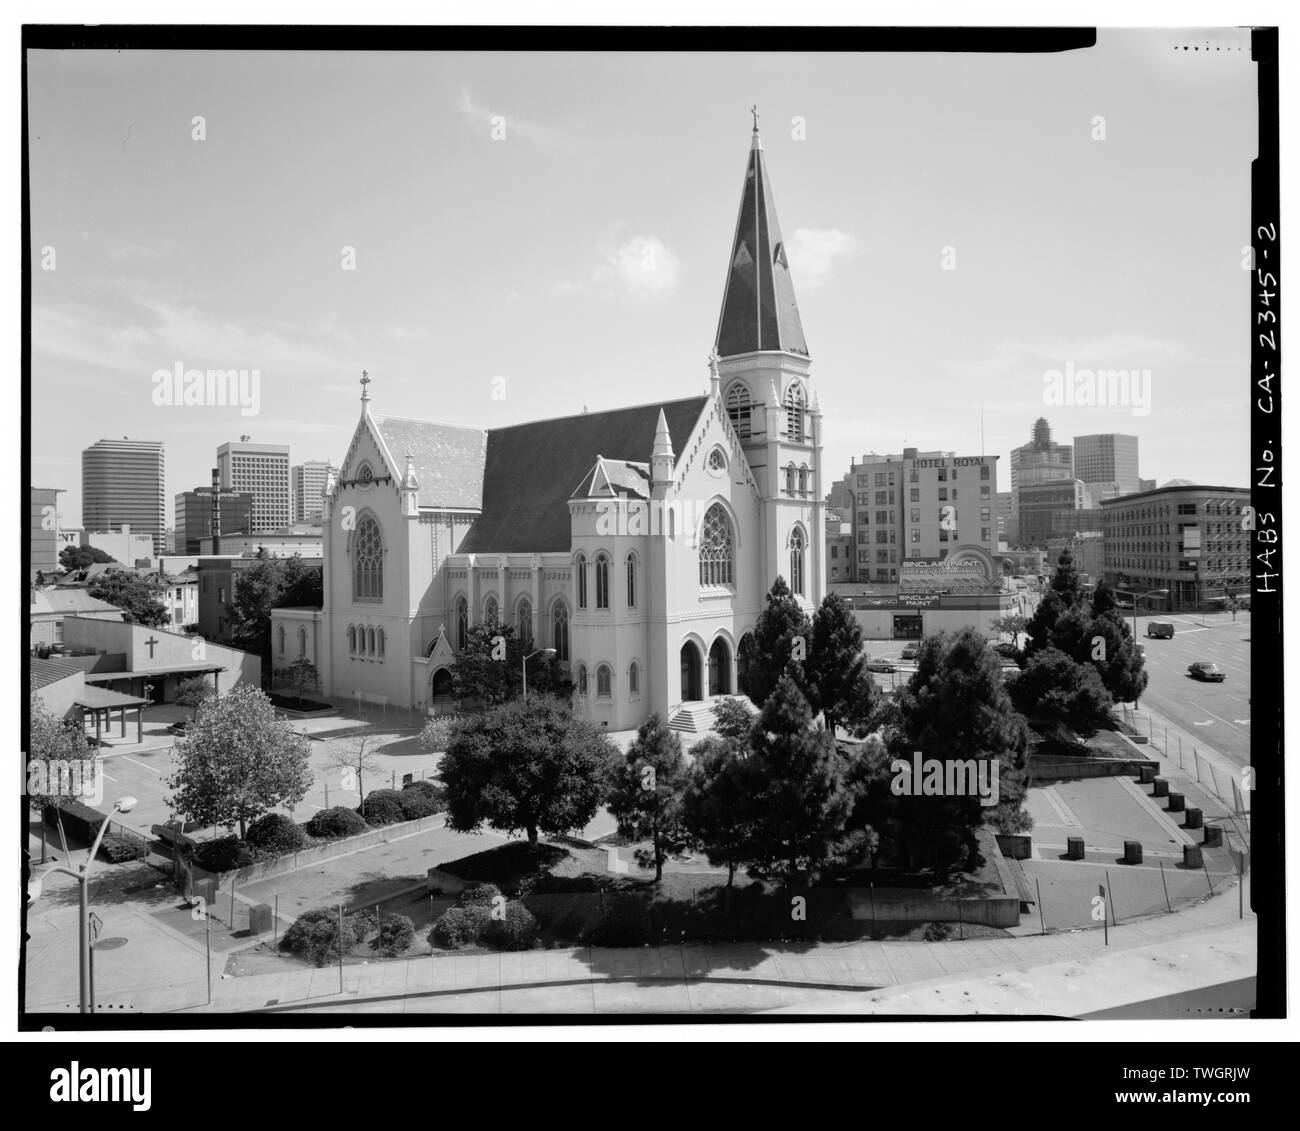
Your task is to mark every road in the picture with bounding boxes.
[1131,611,1252,767]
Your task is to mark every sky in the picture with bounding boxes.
[27,29,1258,528]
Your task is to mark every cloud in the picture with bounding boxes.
[786,228,858,289]
[594,234,681,300]
[456,86,561,148]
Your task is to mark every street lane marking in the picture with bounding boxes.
[122,756,162,774]
[1192,720,1213,726]
[1201,708,1250,735]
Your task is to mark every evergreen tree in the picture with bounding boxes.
[681,734,755,888]
[740,576,810,708]
[743,675,852,878]
[1008,646,1113,736]
[805,593,868,734]
[606,713,690,881]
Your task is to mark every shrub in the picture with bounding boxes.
[372,912,416,957]
[397,782,446,819]
[192,835,255,873]
[429,905,490,950]
[456,882,504,909]
[245,813,307,855]
[280,908,366,967]
[582,898,655,947]
[482,901,539,951]
[306,806,369,839]
[357,790,407,827]
[515,873,601,896]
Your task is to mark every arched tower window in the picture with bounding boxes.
[552,600,570,661]
[785,383,806,443]
[725,383,751,440]
[516,597,533,648]
[455,596,468,650]
[595,552,610,610]
[789,527,806,597]
[575,553,588,609]
[626,552,637,608]
[353,514,384,600]
[785,463,797,494]
[699,503,735,587]
[798,463,809,495]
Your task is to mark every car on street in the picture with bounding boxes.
[1187,661,1226,682]
[1147,621,1175,639]
[900,643,919,661]
[864,657,896,673]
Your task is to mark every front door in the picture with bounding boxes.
[680,643,703,701]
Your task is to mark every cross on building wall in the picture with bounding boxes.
[144,636,159,659]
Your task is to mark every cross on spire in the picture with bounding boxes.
[360,369,371,403]
[750,104,759,132]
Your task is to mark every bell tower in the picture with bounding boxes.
[714,113,823,608]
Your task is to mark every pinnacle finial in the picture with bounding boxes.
[360,369,371,403]
[750,104,759,133]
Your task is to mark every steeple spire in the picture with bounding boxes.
[715,117,808,358]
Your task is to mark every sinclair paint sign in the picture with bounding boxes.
[899,553,997,594]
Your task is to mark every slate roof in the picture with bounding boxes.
[571,458,652,501]
[30,658,84,690]
[459,397,708,554]
[371,416,488,510]
[715,130,808,358]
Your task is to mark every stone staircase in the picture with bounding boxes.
[667,695,759,735]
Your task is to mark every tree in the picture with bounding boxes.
[329,724,384,818]
[606,713,690,882]
[805,594,868,734]
[991,612,1028,648]
[743,675,853,878]
[1008,647,1113,736]
[59,545,116,571]
[740,576,811,707]
[1047,546,1084,606]
[711,696,757,743]
[87,570,170,627]
[1085,613,1149,706]
[224,555,324,674]
[174,676,216,721]
[1090,579,1119,619]
[1021,590,1069,663]
[439,697,617,846]
[888,629,1033,866]
[841,669,885,739]
[166,684,312,837]
[27,686,95,861]
[285,657,320,708]
[449,621,572,707]
[681,734,754,887]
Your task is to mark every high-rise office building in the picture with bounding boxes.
[217,439,291,533]
[292,460,336,523]
[30,487,64,580]
[174,489,255,554]
[1010,418,1073,546]
[1073,433,1140,502]
[81,438,166,553]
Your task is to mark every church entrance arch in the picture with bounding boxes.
[707,638,731,697]
[429,666,455,713]
[680,641,704,702]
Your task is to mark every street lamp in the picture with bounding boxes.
[521,648,557,701]
[1131,588,1169,639]
[27,795,137,1014]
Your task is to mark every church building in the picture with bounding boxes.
[274,122,826,731]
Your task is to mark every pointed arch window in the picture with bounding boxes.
[577,663,588,697]
[725,383,752,440]
[297,626,307,657]
[455,596,468,650]
[789,527,807,597]
[785,463,797,494]
[484,596,498,626]
[596,664,612,699]
[367,626,376,655]
[699,503,735,587]
[785,383,806,443]
[595,552,610,610]
[628,660,640,697]
[376,628,385,658]
[353,514,384,600]
[277,625,286,655]
[516,597,533,648]
[798,464,809,495]
[552,600,570,662]
[626,552,637,609]
[348,625,357,654]
[575,553,588,609]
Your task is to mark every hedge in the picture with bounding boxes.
[356,790,407,827]
[245,813,307,854]
[306,806,369,839]
[429,905,491,950]
[192,835,256,874]
[280,908,367,966]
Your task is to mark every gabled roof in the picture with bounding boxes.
[459,397,708,553]
[370,416,488,510]
[30,657,84,690]
[571,458,651,501]
[30,589,123,616]
[715,127,808,358]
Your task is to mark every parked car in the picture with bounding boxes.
[1188,661,1226,682]
[1147,621,1175,639]
[900,643,920,661]
[864,657,896,673]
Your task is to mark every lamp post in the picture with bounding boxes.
[522,648,557,701]
[1131,588,1170,640]
[26,796,137,1014]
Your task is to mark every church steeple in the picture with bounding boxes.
[714,115,808,358]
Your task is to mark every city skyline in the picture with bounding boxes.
[30,32,1254,527]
